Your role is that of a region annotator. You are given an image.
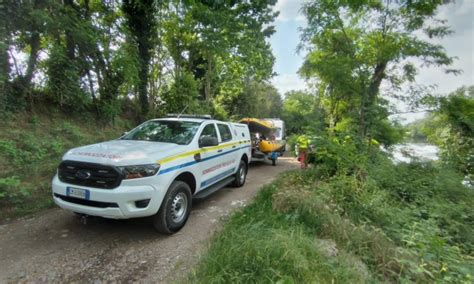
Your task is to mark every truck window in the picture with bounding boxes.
[200,123,218,140]
[121,120,200,145]
[217,124,233,142]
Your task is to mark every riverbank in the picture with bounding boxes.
[190,152,473,282]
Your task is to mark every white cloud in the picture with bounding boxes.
[379,0,473,125]
[415,0,474,94]
[271,73,307,95]
[391,0,474,123]
[274,0,306,22]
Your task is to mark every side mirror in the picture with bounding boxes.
[199,136,219,148]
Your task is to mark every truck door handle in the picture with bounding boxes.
[232,145,236,149]
[217,149,223,153]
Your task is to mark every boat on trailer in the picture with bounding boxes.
[239,118,285,165]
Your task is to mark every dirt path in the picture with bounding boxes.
[0,156,298,283]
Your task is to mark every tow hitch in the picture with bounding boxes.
[75,213,89,225]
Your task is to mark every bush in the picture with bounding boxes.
[0,176,24,204]
[192,145,473,283]
[279,159,474,282]
[0,112,126,220]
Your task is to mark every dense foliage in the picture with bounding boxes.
[192,138,473,283]
[281,90,325,136]
[191,1,473,283]
[1,0,279,121]
[299,0,456,144]
[410,86,474,185]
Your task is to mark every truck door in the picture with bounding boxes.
[196,122,222,191]
[216,123,239,176]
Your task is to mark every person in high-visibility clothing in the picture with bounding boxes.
[296,134,310,169]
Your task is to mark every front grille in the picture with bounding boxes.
[58,160,122,189]
[54,194,119,208]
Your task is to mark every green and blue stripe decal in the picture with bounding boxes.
[157,145,250,176]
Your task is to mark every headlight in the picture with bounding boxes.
[118,164,160,179]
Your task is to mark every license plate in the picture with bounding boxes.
[66,187,89,200]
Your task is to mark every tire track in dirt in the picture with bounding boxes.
[0,156,298,283]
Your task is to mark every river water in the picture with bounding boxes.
[389,143,472,188]
[390,143,439,163]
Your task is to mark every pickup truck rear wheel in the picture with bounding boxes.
[153,181,192,234]
[233,160,247,187]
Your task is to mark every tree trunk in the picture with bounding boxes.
[359,61,387,138]
[359,91,367,138]
[64,0,76,60]
[367,62,387,103]
[24,31,40,85]
[24,0,46,109]
[137,42,150,116]
[0,0,9,109]
[188,48,207,100]
[204,53,212,101]
[122,0,156,117]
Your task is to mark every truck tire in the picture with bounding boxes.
[153,181,192,234]
[232,160,247,187]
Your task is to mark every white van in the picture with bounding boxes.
[52,115,251,234]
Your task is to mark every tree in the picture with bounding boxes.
[162,0,277,107]
[423,86,473,179]
[223,80,282,119]
[1,0,280,124]
[122,0,158,117]
[0,0,10,110]
[282,90,325,136]
[2,0,54,109]
[300,0,457,142]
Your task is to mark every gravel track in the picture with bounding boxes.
[0,156,297,283]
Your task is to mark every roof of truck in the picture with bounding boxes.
[151,117,208,123]
[151,117,246,125]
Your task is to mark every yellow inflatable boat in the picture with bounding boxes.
[239,118,284,153]
[258,140,281,153]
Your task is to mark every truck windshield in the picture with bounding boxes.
[121,120,201,145]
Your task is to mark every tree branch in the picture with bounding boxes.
[8,50,20,77]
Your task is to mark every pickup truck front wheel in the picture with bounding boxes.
[153,181,192,234]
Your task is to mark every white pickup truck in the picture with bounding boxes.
[52,115,251,234]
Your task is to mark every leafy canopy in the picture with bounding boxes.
[299,0,456,142]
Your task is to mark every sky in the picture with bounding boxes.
[269,0,474,123]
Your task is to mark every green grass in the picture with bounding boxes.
[190,175,377,283]
[191,156,474,283]
[0,110,131,221]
